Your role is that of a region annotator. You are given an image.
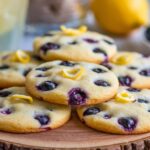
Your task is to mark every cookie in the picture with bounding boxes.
[33,26,117,63]
[0,87,71,133]
[101,51,150,89]
[0,50,41,88]
[77,86,150,134]
[26,60,119,106]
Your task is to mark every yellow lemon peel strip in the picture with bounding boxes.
[60,25,87,36]
[10,94,33,103]
[60,66,85,80]
[15,50,31,63]
[111,52,133,65]
[6,50,31,63]
[115,91,135,103]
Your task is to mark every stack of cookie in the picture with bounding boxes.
[0,26,150,134]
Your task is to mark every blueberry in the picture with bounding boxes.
[118,117,137,131]
[23,68,32,76]
[101,62,112,70]
[36,74,45,77]
[0,64,10,70]
[145,26,150,41]
[128,66,138,70]
[127,87,141,92]
[37,81,58,91]
[93,48,107,56]
[69,41,78,45]
[94,80,111,87]
[68,88,87,105]
[103,114,111,119]
[92,68,107,73]
[1,55,9,60]
[40,42,61,54]
[137,99,149,104]
[32,55,43,61]
[118,76,133,86]
[103,39,114,45]
[0,108,12,115]
[83,107,100,116]
[59,61,76,67]
[84,38,98,44]
[34,114,50,125]
[142,54,150,58]
[139,69,150,76]
[36,67,51,71]
[0,91,12,97]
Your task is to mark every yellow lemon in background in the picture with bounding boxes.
[90,0,149,35]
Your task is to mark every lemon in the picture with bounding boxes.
[115,92,135,103]
[15,50,31,63]
[5,50,31,63]
[91,0,149,35]
[10,94,33,103]
[60,66,85,80]
[111,52,133,65]
[60,25,87,36]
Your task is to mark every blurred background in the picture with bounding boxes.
[0,0,150,54]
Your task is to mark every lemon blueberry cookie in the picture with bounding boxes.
[0,87,71,133]
[33,26,117,63]
[0,50,42,88]
[77,86,150,134]
[26,60,119,106]
[101,52,150,89]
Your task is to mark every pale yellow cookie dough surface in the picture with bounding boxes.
[0,87,71,133]
[26,60,119,105]
[33,30,117,63]
[0,50,44,88]
[77,86,150,134]
[101,52,150,89]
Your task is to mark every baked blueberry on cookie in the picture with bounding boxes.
[33,26,117,63]
[0,87,71,133]
[101,52,150,89]
[77,86,150,134]
[26,60,119,106]
[0,50,43,88]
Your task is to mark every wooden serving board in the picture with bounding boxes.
[0,113,150,150]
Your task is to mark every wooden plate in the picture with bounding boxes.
[0,113,150,150]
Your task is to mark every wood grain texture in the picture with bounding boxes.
[0,113,150,150]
